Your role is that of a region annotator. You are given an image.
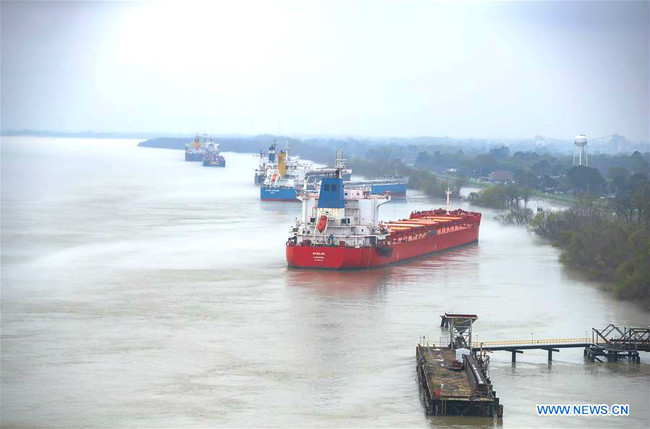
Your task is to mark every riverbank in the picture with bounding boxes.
[463,180,650,309]
[530,202,650,309]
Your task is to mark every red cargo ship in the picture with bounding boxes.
[286,167,481,269]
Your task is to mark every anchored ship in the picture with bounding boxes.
[348,177,409,197]
[202,141,226,167]
[286,169,481,269]
[260,145,312,201]
[304,167,353,186]
[185,135,206,161]
[301,154,406,196]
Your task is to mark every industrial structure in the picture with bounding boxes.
[418,313,649,418]
[417,314,503,417]
[472,323,649,363]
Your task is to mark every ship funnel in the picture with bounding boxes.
[277,152,287,178]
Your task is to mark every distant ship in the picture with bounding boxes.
[202,141,226,167]
[286,168,481,269]
[303,167,353,188]
[303,154,408,197]
[346,177,408,197]
[185,135,206,161]
[260,145,312,202]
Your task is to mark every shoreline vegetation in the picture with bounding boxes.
[468,184,649,309]
[531,193,649,309]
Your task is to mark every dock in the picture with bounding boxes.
[417,314,503,417]
[416,344,503,417]
[418,314,649,418]
[471,324,650,363]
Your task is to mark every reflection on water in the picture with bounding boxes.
[286,267,393,297]
[1,137,648,428]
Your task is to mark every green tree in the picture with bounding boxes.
[567,166,606,193]
[516,169,538,189]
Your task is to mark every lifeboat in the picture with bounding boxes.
[316,215,328,232]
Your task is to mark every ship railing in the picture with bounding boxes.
[477,337,591,348]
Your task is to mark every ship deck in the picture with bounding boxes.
[416,345,502,417]
[418,347,489,401]
[383,210,481,236]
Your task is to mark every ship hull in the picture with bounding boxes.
[261,186,299,202]
[203,157,226,167]
[286,225,479,269]
[370,182,407,196]
[185,152,204,162]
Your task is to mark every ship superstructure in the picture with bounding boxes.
[286,168,481,269]
[254,141,278,185]
[185,135,206,161]
[260,144,312,201]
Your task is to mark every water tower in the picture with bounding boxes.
[573,134,588,167]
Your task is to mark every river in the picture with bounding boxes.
[1,136,648,428]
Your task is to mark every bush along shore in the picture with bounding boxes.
[467,179,649,308]
[530,191,649,309]
[466,184,534,225]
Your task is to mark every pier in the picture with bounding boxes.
[417,314,503,417]
[473,338,591,363]
[471,325,649,363]
[419,314,650,418]
[441,314,650,363]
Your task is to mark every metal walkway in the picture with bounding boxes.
[467,326,649,363]
[472,338,591,362]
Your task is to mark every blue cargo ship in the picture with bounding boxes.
[260,149,407,201]
[260,146,312,202]
[352,177,408,196]
[260,186,299,201]
[304,167,352,188]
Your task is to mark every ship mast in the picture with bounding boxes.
[445,188,452,213]
[335,150,346,178]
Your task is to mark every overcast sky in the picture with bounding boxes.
[1,1,648,141]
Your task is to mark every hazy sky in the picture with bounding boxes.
[1,1,648,140]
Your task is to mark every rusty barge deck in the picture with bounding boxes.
[416,345,502,417]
